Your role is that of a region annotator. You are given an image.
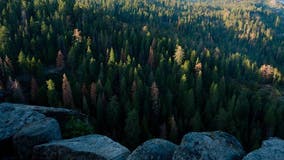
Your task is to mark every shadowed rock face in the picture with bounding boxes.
[13,118,61,160]
[0,103,87,128]
[32,134,130,160]
[0,103,47,158]
[0,103,83,159]
[127,139,177,160]
[0,103,62,160]
[0,104,46,142]
[243,138,284,160]
[173,131,245,160]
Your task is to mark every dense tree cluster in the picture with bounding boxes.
[0,0,284,150]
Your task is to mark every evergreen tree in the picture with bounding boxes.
[56,50,65,69]
[62,73,74,108]
[195,71,203,107]
[82,95,89,114]
[169,116,178,142]
[12,80,25,103]
[96,93,105,130]
[18,51,26,66]
[108,48,115,65]
[106,95,120,134]
[124,108,140,148]
[0,26,9,56]
[190,111,203,131]
[30,77,39,104]
[46,79,58,106]
[183,89,195,129]
[264,102,277,137]
[148,46,154,67]
[151,81,160,115]
[173,45,184,65]
[90,82,97,106]
[234,91,250,143]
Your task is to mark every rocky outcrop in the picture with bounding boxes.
[0,103,47,158]
[243,138,284,160]
[13,118,61,160]
[3,103,284,160]
[172,131,245,160]
[32,134,130,160]
[0,103,84,159]
[0,104,45,142]
[0,103,130,160]
[0,103,87,128]
[127,139,177,160]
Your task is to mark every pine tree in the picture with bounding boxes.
[12,80,25,103]
[96,93,105,130]
[173,44,184,65]
[160,122,167,139]
[151,81,160,115]
[124,108,140,148]
[148,46,154,67]
[190,111,203,131]
[0,57,3,77]
[264,102,277,137]
[275,16,280,27]
[90,82,97,105]
[56,50,64,69]
[108,48,115,65]
[81,83,88,96]
[46,79,58,106]
[67,45,78,71]
[31,77,39,103]
[82,95,89,114]
[131,80,137,100]
[18,51,26,66]
[205,82,219,127]
[169,116,178,142]
[0,56,12,77]
[106,95,120,134]
[183,89,195,128]
[4,55,12,71]
[215,107,229,130]
[0,26,9,56]
[62,74,74,108]
[234,92,250,142]
[195,71,203,107]
[73,28,82,42]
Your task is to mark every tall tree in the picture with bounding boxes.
[182,89,195,129]
[30,77,39,103]
[82,95,89,114]
[234,91,250,143]
[148,46,154,67]
[106,95,120,136]
[18,51,26,66]
[90,82,97,106]
[190,111,203,131]
[62,74,74,108]
[124,108,140,148]
[56,50,65,69]
[0,26,9,56]
[169,116,178,142]
[173,44,184,65]
[151,81,160,116]
[46,79,58,106]
[108,48,115,65]
[12,80,25,103]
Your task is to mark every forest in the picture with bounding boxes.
[1,0,284,151]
